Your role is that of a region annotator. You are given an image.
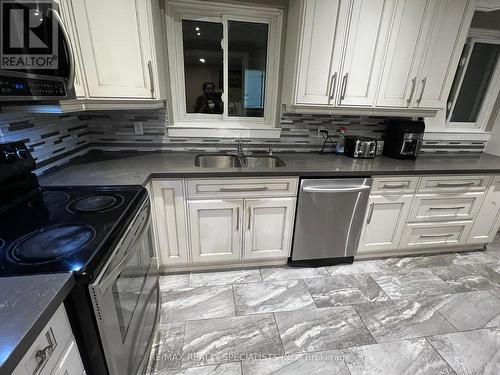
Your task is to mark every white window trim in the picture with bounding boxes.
[446,28,500,131]
[164,0,283,138]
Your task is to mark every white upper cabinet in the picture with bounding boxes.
[376,0,430,107]
[377,0,474,109]
[336,0,393,107]
[295,0,342,105]
[412,0,473,109]
[69,0,161,99]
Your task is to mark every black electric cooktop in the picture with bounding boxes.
[0,185,146,279]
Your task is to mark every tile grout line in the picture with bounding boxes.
[424,337,459,375]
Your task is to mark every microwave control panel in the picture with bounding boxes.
[0,75,66,98]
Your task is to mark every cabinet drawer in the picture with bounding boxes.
[401,221,472,249]
[371,176,419,194]
[418,175,491,193]
[52,340,84,375]
[408,192,484,222]
[13,305,73,375]
[187,178,298,199]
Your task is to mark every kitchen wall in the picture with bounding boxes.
[1,104,487,175]
[0,111,89,173]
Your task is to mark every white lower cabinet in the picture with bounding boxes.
[468,176,500,244]
[358,194,413,254]
[357,175,499,257]
[151,180,189,264]
[188,200,243,262]
[150,178,298,268]
[13,305,83,375]
[243,198,296,259]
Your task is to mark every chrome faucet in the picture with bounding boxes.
[233,138,251,158]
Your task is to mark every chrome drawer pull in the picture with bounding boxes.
[33,329,56,375]
[366,203,374,224]
[429,206,466,210]
[220,187,269,192]
[419,233,454,238]
[382,183,408,189]
[236,207,239,231]
[436,182,475,187]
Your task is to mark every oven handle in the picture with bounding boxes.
[94,200,151,294]
[49,8,76,90]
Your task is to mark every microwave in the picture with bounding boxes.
[0,1,76,104]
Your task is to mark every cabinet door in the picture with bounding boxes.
[188,200,243,262]
[59,0,87,98]
[151,180,189,265]
[52,340,84,375]
[413,0,473,109]
[468,176,500,244]
[337,0,393,107]
[376,0,430,107]
[358,194,413,254]
[243,198,296,259]
[295,0,341,105]
[71,0,154,98]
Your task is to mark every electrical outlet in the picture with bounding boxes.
[133,122,144,135]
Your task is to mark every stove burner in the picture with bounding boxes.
[0,239,4,250]
[8,224,95,264]
[68,194,124,213]
[28,191,70,208]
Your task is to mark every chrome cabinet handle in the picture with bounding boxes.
[429,206,466,210]
[219,187,269,192]
[366,203,374,224]
[436,182,475,187]
[33,330,56,375]
[302,185,371,193]
[420,233,454,238]
[147,61,155,98]
[382,183,408,189]
[407,77,416,106]
[416,77,427,104]
[236,207,239,231]
[247,207,252,230]
[340,73,348,100]
[49,9,75,90]
[329,72,337,101]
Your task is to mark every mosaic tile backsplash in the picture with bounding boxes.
[0,104,487,174]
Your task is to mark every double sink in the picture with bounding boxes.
[194,153,286,168]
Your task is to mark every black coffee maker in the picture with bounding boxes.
[383,120,425,159]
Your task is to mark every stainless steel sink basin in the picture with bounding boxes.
[194,153,286,168]
[244,156,286,168]
[194,154,240,168]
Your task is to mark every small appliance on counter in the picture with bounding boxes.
[383,120,425,159]
[343,136,377,159]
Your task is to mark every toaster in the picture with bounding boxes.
[343,136,377,159]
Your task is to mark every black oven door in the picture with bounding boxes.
[0,0,75,100]
[89,199,160,375]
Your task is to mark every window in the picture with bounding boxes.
[165,1,283,137]
[447,35,500,130]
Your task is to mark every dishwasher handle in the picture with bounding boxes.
[302,185,371,193]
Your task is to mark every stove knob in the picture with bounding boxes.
[3,150,17,162]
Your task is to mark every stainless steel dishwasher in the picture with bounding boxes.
[291,178,372,266]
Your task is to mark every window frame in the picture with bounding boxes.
[446,32,500,131]
[165,0,283,137]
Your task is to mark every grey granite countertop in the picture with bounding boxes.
[0,273,74,375]
[40,151,500,187]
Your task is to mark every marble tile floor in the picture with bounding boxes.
[148,240,500,375]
